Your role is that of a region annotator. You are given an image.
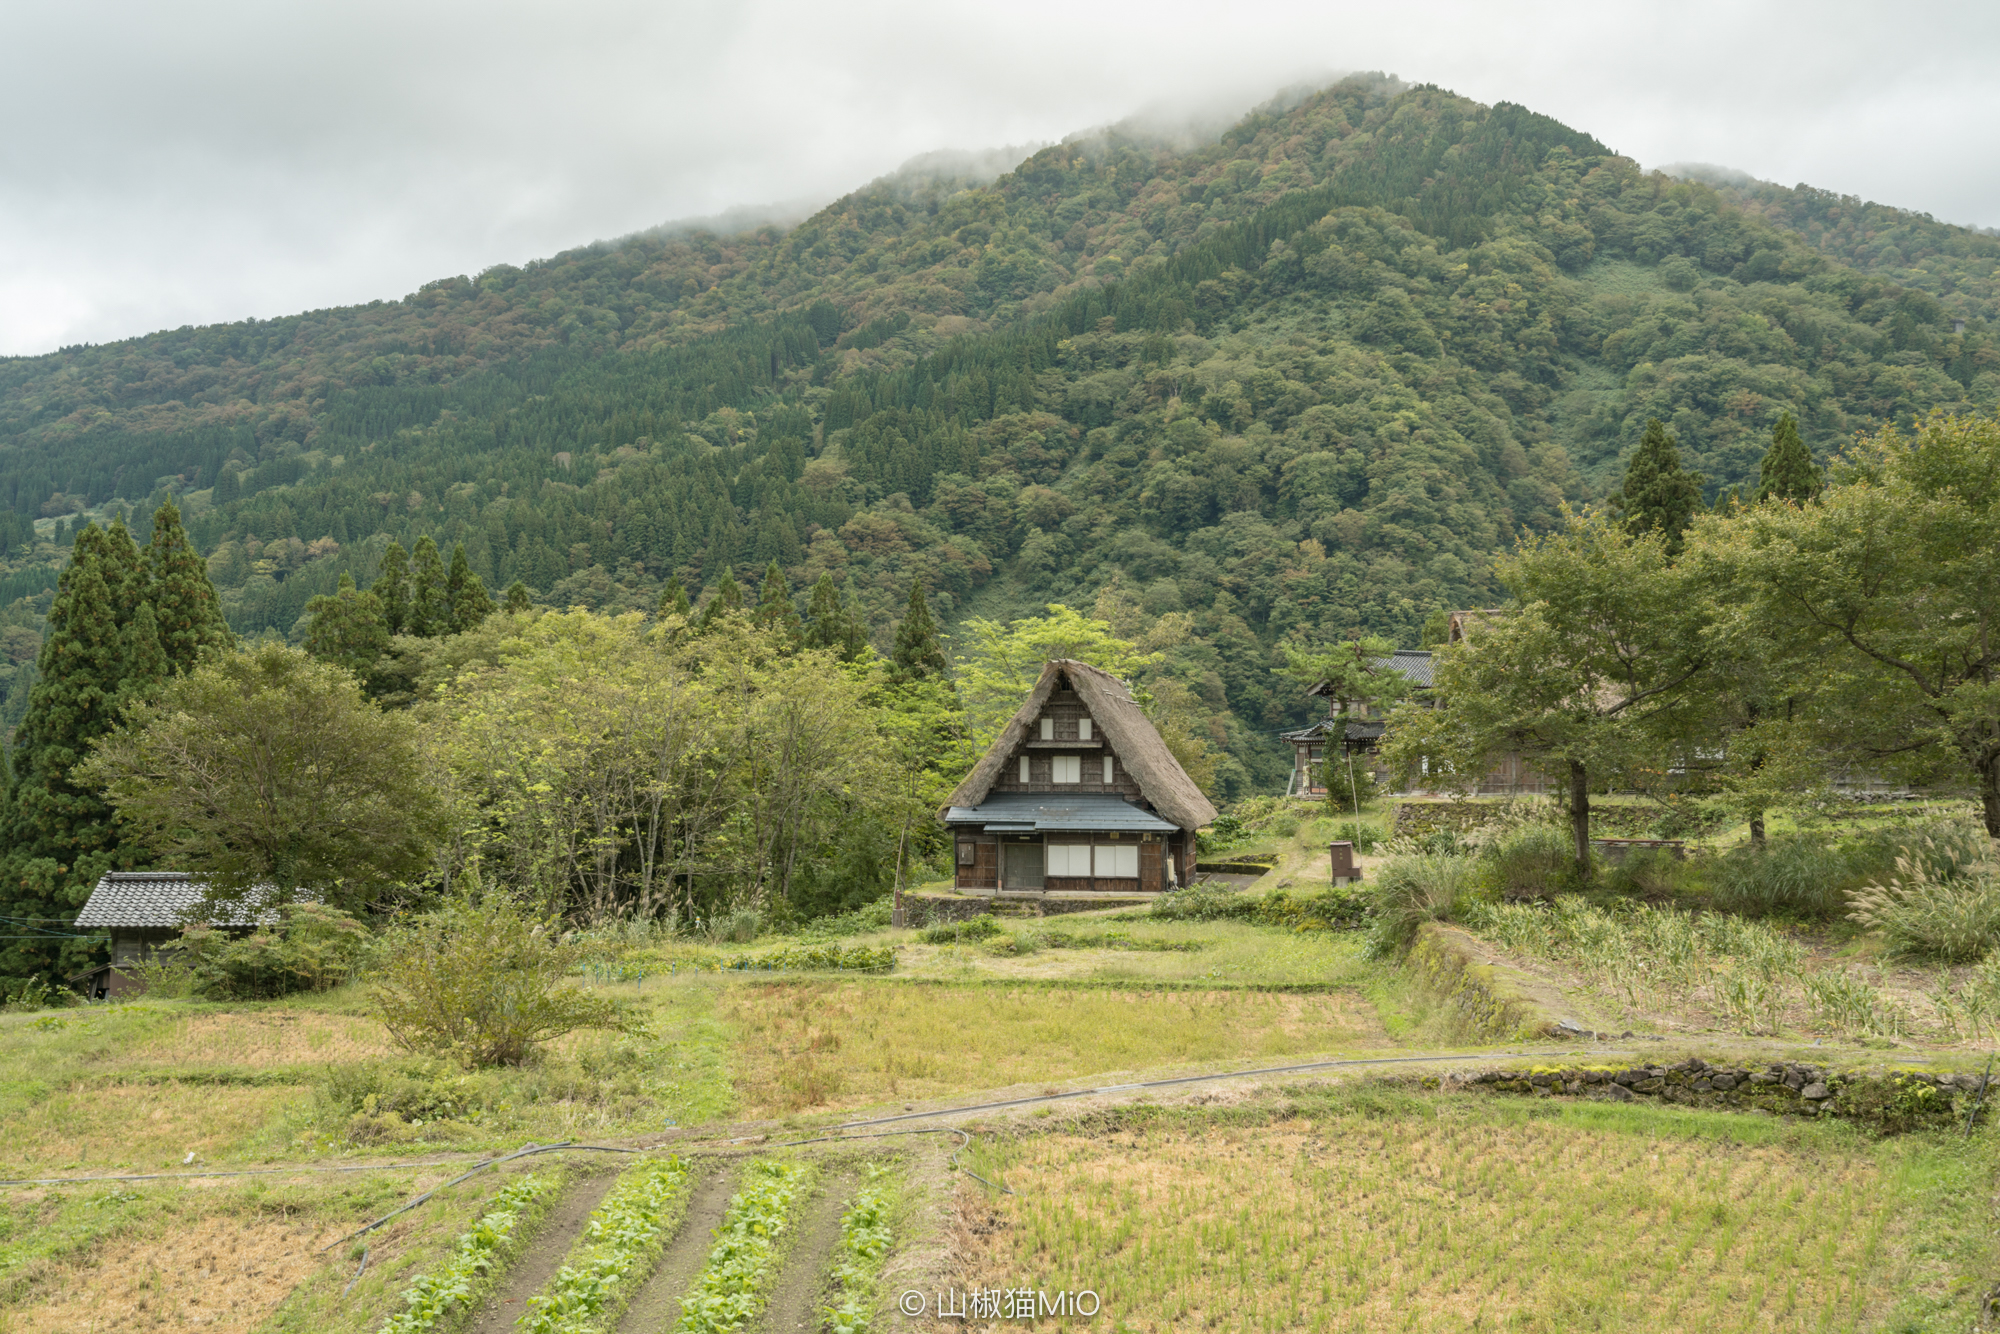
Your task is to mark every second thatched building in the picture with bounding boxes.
[941,659,1217,895]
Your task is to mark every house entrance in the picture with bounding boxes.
[1002,841,1044,891]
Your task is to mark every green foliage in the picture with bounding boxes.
[1366,853,1483,956]
[171,902,372,999]
[1330,820,1381,853]
[302,571,388,676]
[1480,821,1576,901]
[1708,834,1852,918]
[823,1169,897,1334]
[1755,413,1819,503]
[382,1173,556,1334]
[889,576,945,682]
[80,641,445,910]
[446,542,496,633]
[1611,419,1705,550]
[1847,829,2000,962]
[920,914,1003,944]
[371,895,629,1067]
[1692,413,2000,836]
[672,1159,809,1334]
[522,1157,694,1334]
[1151,884,1369,931]
[1320,754,1376,813]
[720,942,895,973]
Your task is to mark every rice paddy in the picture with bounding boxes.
[957,1097,1993,1331]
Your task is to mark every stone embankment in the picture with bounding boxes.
[1461,1056,1990,1133]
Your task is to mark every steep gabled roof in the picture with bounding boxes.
[74,872,289,929]
[944,659,1219,831]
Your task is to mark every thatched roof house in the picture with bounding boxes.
[941,660,1216,895]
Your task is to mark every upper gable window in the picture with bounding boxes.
[1079,718,1093,740]
[1040,717,1054,740]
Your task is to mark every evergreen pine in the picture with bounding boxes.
[121,600,169,698]
[753,561,802,644]
[696,571,743,633]
[803,573,869,662]
[1756,413,1820,503]
[303,572,389,676]
[145,498,231,671]
[100,519,147,629]
[407,536,449,637]
[444,542,495,633]
[503,580,533,613]
[1612,418,1705,552]
[657,574,691,618]
[0,528,139,981]
[891,576,946,681]
[375,541,411,635]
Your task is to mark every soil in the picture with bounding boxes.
[614,1160,739,1331]
[756,1170,857,1334]
[465,1168,618,1334]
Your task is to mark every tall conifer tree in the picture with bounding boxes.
[802,573,867,661]
[303,573,389,676]
[891,576,946,681]
[444,543,495,633]
[146,499,231,670]
[121,601,169,698]
[753,561,802,645]
[1612,418,1705,552]
[504,580,533,613]
[375,541,411,636]
[407,536,449,637]
[696,571,743,633]
[657,575,691,619]
[1756,413,1820,503]
[0,529,137,980]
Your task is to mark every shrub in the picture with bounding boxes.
[1366,853,1482,956]
[728,943,896,973]
[1330,821,1381,854]
[372,896,630,1067]
[1481,823,1575,901]
[1602,847,1689,901]
[796,898,894,940]
[919,914,1003,945]
[1710,834,1851,918]
[1321,757,1376,814]
[174,902,373,999]
[708,910,761,944]
[1848,833,2000,962]
[1269,813,1301,838]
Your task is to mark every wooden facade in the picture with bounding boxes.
[941,660,1215,896]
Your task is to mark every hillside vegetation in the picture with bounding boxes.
[0,76,1995,784]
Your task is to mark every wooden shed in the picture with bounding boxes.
[941,659,1217,895]
[68,872,284,999]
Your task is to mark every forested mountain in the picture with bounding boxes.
[0,76,1994,796]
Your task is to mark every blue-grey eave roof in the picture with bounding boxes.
[944,792,1182,833]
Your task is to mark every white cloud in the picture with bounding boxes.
[3,0,1995,354]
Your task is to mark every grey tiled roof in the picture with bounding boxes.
[74,872,286,929]
[943,792,1180,833]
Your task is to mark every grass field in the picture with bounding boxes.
[955,1088,2000,1332]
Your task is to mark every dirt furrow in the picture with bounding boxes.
[614,1161,738,1332]
[756,1171,857,1334]
[465,1168,619,1334]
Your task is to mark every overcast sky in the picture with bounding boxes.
[2,0,1995,357]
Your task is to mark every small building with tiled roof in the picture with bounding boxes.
[69,872,287,999]
[941,660,1217,895]
[1283,648,1438,797]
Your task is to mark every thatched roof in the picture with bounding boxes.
[943,659,1218,832]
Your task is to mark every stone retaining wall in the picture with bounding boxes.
[1463,1056,1988,1133]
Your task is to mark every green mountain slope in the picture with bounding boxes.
[0,76,1993,795]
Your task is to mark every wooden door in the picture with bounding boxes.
[1003,842,1044,891]
[1139,841,1163,892]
